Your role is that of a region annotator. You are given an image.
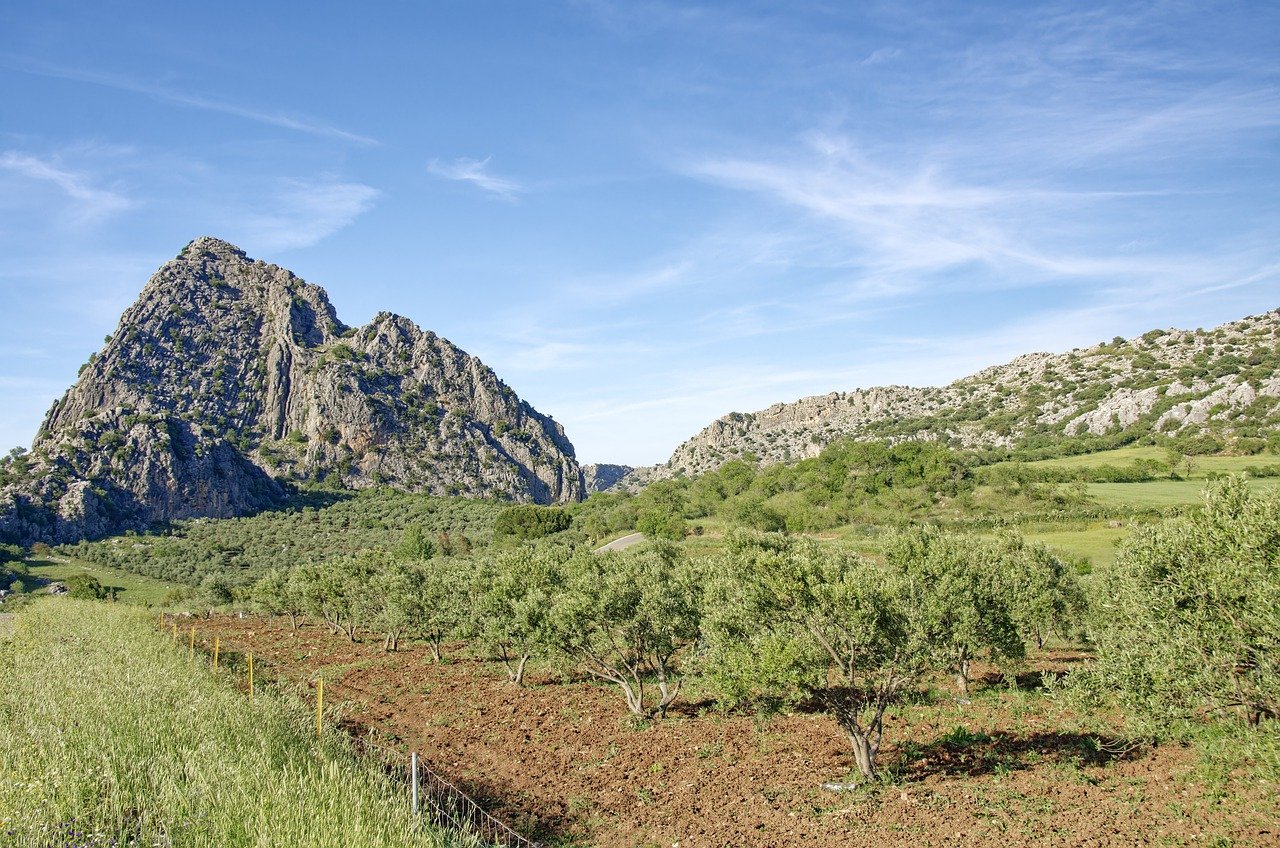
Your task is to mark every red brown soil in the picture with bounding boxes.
[192,616,1278,847]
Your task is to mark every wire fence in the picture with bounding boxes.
[161,615,542,848]
[406,750,542,848]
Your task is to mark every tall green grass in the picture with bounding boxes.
[0,599,469,847]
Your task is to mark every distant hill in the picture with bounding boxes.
[0,237,583,544]
[621,309,1280,486]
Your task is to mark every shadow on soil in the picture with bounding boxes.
[338,717,584,846]
[891,728,1140,780]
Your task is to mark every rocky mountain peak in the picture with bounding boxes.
[1,238,584,545]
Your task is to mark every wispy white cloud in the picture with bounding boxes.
[233,178,380,251]
[682,126,1268,296]
[427,157,524,200]
[8,58,378,146]
[861,46,900,66]
[0,150,134,222]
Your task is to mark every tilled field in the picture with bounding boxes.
[192,615,1278,847]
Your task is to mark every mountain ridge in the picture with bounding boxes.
[615,308,1280,489]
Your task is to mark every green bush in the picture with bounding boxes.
[1072,476,1279,741]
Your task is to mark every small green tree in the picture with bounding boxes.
[468,545,564,684]
[549,542,700,718]
[395,525,435,560]
[1073,476,1279,731]
[369,558,424,652]
[701,530,938,780]
[64,573,106,600]
[493,505,572,541]
[413,558,467,662]
[293,557,378,641]
[993,533,1086,648]
[884,528,1025,696]
[252,569,306,630]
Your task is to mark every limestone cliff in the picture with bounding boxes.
[0,237,583,544]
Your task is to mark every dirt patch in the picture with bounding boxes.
[193,616,1279,847]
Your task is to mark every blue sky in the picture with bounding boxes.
[1,1,1277,466]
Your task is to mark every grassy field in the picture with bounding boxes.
[1003,445,1280,477]
[1020,523,1129,569]
[24,556,184,605]
[0,599,468,847]
[1087,476,1280,508]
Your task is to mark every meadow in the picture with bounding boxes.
[1087,476,1280,508]
[23,556,183,605]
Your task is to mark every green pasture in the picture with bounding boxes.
[25,556,186,605]
[1003,444,1280,477]
[1086,476,1280,508]
[1021,523,1131,570]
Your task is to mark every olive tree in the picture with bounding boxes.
[292,556,378,641]
[413,557,469,662]
[251,568,305,630]
[884,528,1025,696]
[1075,476,1279,730]
[468,544,564,685]
[549,542,700,718]
[369,557,424,652]
[992,532,1086,649]
[701,530,938,781]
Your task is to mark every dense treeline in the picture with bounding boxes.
[55,440,1005,591]
[60,435,1265,596]
[573,440,978,539]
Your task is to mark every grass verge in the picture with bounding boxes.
[0,599,469,847]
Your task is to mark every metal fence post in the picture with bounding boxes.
[411,751,419,817]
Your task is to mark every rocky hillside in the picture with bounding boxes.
[0,237,583,544]
[636,309,1280,482]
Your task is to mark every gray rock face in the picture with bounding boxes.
[0,237,583,544]
[624,309,1280,484]
[582,463,634,493]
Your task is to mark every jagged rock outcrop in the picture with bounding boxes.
[0,237,583,544]
[623,309,1280,485]
[582,463,634,493]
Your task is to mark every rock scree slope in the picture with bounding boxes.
[0,237,583,544]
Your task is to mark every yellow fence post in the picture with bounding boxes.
[188,625,195,659]
[316,677,324,739]
[248,653,254,702]
[213,636,220,669]
[171,622,178,643]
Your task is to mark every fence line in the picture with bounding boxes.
[408,752,541,848]
[161,615,542,848]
